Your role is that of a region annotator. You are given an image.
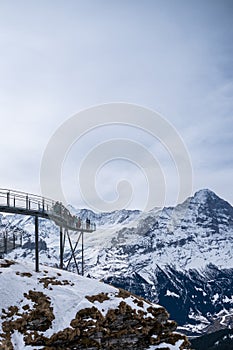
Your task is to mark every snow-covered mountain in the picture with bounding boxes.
[67,206,141,226]
[0,258,189,349]
[1,188,233,335]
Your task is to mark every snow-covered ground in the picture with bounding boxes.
[0,259,188,349]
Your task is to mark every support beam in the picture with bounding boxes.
[81,231,84,276]
[4,232,7,254]
[60,226,63,269]
[35,215,39,272]
[65,232,81,270]
[13,233,16,249]
[67,230,79,274]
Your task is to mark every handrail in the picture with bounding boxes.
[0,188,54,202]
[0,189,54,206]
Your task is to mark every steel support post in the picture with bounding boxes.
[35,216,39,272]
[81,231,84,276]
[13,233,16,249]
[4,233,7,254]
[60,226,63,269]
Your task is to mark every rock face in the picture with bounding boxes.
[190,328,233,350]
[105,265,233,333]
[0,259,190,349]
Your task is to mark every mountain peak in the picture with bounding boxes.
[193,188,219,202]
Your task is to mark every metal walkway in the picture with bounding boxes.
[0,188,96,274]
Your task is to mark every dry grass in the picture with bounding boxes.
[0,259,15,268]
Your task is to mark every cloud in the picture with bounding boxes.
[0,0,232,208]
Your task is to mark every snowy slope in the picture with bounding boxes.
[0,259,189,349]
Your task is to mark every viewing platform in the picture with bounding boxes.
[0,188,96,274]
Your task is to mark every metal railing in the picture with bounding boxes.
[0,188,54,212]
[0,188,96,232]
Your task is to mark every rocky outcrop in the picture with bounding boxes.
[1,291,189,349]
[0,259,190,349]
[1,290,55,349]
[45,290,190,349]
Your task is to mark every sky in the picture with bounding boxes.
[0,0,232,211]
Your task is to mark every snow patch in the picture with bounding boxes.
[165,290,180,298]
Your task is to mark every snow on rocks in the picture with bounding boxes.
[0,259,190,349]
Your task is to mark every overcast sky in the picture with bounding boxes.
[0,0,232,211]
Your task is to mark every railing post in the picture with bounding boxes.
[26,195,29,209]
[13,196,16,207]
[35,216,39,272]
[42,199,45,212]
[7,192,10,206]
